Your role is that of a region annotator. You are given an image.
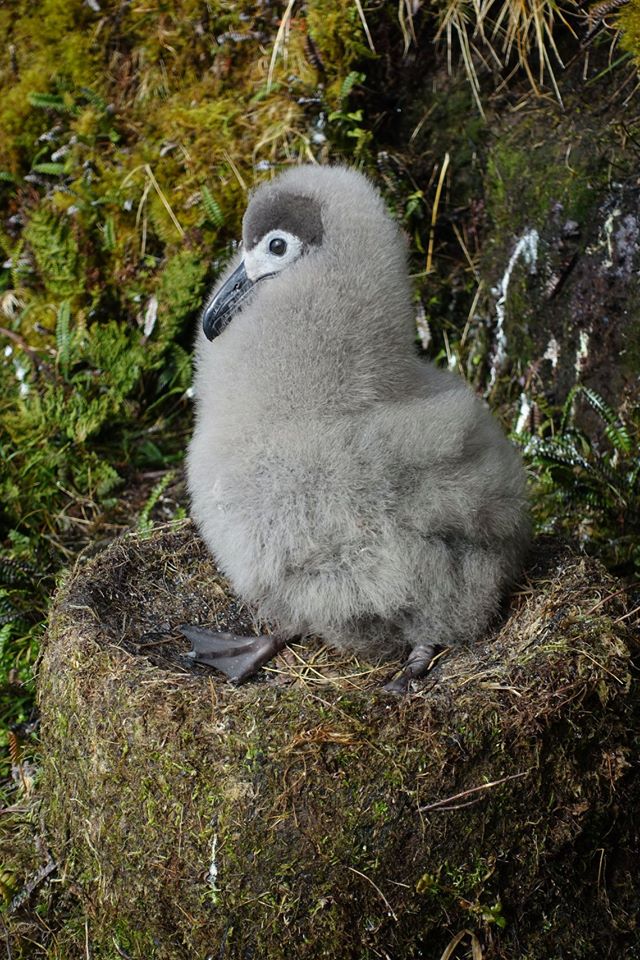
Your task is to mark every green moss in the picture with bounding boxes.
[485,125,597,237]
[307,0,375,101]
[157,250,208,344]
[24,208,85,302]
[618,4,640,68]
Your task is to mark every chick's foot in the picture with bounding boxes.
[180,625,287,684]
[383,642,439,695]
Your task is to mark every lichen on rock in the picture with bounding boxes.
[38,520,640,959]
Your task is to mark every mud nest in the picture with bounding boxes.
[38,520,640,960]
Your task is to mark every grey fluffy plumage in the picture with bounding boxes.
[187,165,529,669]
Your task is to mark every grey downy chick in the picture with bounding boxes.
[184,165,529,693]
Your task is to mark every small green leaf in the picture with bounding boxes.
[201,186,225,228]
[339,70,365,104]
[27,91,73,112]
[56,300,71,378]
[31,162,66,176]
[102,215,116,251]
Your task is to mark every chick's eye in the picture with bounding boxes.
[269,237,287,256]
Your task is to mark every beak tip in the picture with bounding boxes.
[201,260,251,342]
[202,307,216,341]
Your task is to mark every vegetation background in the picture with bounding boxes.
[1,0,639,954]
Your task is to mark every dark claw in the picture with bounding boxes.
[383,671,413,696]
[383,642,439,696]
[180,625,287,684]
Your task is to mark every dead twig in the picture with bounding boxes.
[439,928,484,960]
[112,939,134,960]
[426,153,450,275]
[584,582,639,616]
[419,771,529,813]
[347,866,397,921]
[612,603,640,625]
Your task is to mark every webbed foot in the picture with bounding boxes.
[180,625,287,684]
[383,642,439,695]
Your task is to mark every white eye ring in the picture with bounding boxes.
[245,229,304,281]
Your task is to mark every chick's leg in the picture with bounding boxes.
[180,625,287,684]
[383,642,438,695]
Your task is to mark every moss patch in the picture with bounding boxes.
[34,521,640,958]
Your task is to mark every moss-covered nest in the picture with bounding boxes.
[38,520,640,959]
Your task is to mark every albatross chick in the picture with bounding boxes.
[183,165,529,693]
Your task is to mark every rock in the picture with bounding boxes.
[38,520,639,959]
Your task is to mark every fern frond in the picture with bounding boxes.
[201,187,224,229]
[0,557,34,586]
[603,420,632,454]
[102,215,116,251]
[31,162,66,176]
[562,384,632,452]
[528,436,591,473]
[25,209,83,299]
[27,91,75,113]
[78,87,107,112]
[138,471,176,534]
[581,386,632,452]
[0,611,23,629]
[583,490,613,511]
[0,594,16,617]
[56,300,71,378]
[10,238,25,290]
[339,71,365,105]
[0,593,24,628]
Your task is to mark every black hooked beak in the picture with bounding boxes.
[202,261,254,341]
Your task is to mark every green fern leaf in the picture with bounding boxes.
[560,385,581,433]
[25,209,83,298]
[56,301,71,378]
[201,186,225,228]
[78,87,107,112]
[563,384,632,453]
[529,437,591,472]
[27,91,71,112]
[102,215,116,251]
[138,471,176,534]
[31,162,66,176]
[0,557,34,587]
[583,490,610,511]
[603,420,632,454]
[0,610,24,628]
[339,71,365,104]
[9,238,25,290]
[581,387,632,452]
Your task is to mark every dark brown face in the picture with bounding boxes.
[242,191,323,251]
[202,191,324,341]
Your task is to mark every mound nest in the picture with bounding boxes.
[38,520,640,960]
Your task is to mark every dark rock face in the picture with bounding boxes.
[545,186,640,404]
[38,522,640,959]
[488,180,640,425]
